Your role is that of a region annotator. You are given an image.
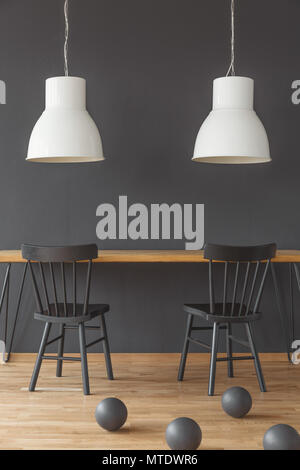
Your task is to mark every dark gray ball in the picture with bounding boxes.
[222,386,252,418]
[165,417,202,450]
[95,398,127,432]
[263,424,300,450]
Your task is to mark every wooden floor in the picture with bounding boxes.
[0,353,299,450]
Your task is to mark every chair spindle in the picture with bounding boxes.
[39,262,51,315]
[209,260,215,314]
[61,262,67,316]
[73,261,76,316]
[83,260,92,315]
[49,262,58,316]
[238,262,250,316]
[231,262,240,315]
[223,261,228,315]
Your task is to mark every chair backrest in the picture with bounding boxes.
[204,243,277,316]
[21,244,98,316]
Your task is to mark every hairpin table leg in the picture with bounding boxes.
[0,264,11,361]
[291,262,300,357]
[0,340,5,363]
[5,262,28,362]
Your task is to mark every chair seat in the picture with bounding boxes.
[184,303,261,323]
[34,303,110,324]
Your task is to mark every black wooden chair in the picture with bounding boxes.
[21,244,113,395]
[178,243,277,396]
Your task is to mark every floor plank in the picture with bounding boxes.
[0,353,298,450]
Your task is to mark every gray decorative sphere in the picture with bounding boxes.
[263,424,300,450]
[165,417,202,450]
[95,398,127,432]
[222,386,252,418]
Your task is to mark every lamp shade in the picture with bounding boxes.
[27,76,104,162]
[192,76,271,164]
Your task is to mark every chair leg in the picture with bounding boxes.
[226,323,234,378]
[29,322,51,392]
[100,315,114,380]
[245,322,266,392]
[56,323,65,377]
[78,323,90,395]
[208,322,219,396]
[178,313,194,381]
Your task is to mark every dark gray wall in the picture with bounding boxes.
[0,0,298,353]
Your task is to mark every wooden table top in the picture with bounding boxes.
[0,249,299,263]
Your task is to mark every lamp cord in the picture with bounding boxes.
[64,0,69,76]
[63,0,235,79]
[226,0,235,76]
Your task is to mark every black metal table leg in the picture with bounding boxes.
[289,262,295,346]
[271,263,292,363]
[5,262,28,362]
[291,263,300,352]
[3,267,10,350]
[0,264,11,360]
[0,264,11,313]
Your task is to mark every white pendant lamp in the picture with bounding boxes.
[27,0,104,163]
[192,0,271,164]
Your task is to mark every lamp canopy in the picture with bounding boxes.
[27,1,104,163]
[27,76,104,163]
[192,76,271,164]
[192,0,271,164]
